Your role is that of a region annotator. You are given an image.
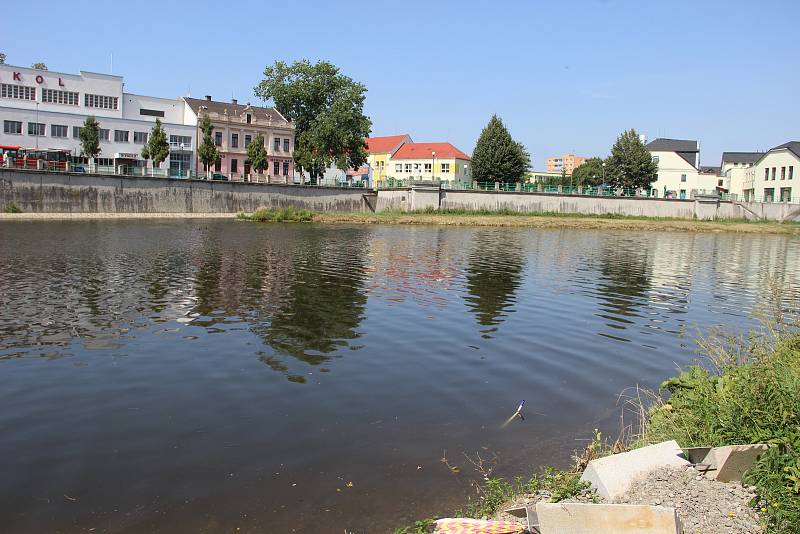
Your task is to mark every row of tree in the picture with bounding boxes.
[571,130,658,189]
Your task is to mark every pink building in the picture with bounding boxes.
[184,96,295,180]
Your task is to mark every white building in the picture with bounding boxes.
[744,142,799,202]
[719,152,763,200]
[0,64,195,174]
[646,138,719,199]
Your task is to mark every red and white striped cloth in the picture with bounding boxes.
[434,517,525,534]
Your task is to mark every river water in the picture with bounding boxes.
[0,220,797,533]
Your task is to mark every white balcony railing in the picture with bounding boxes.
[169,141,192,151]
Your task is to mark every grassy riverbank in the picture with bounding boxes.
[316,210,800,234]
[394,318,800,534]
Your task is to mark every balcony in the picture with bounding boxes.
[169,141,192,151]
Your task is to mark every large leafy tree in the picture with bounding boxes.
[254,60,371,179]
[197,114,219,172]
[471,115,531,183]
[247,132,268,173]
[0,52,6,64]
[79,116,101,160]
[571,157,607,186]
[605,129,658,189]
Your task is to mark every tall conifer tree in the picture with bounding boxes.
[471,115,530,183]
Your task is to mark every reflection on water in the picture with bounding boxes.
[0,221,798,534]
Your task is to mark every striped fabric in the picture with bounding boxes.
[434,517,524,534]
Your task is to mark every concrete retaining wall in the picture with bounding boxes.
[0,169,369,213]
[373,187,795,221]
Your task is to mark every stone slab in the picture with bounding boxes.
[702,444,769,482]
[536,502,681,534]
[580,440,689,501]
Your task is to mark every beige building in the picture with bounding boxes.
[388,142,471,185]
[719,152,763,200]
[743,142,799,202]
[365,134,412,183]
[546,153,586,174]
[646,138,718,199]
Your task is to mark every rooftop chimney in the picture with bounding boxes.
[205,95,212,101]
[232,98,237,105]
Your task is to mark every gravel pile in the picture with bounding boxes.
[615,466,764,533]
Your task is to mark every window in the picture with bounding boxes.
[781,167,786,180]
[214,132,222,146]
[169,152,191,174]
[41,89,79,105]
[3,120,22,134]
[283,161,289,176]
[413,163,420,171]
[246,113,252,124]
[441,163,450,173]
[134,131,148,144]
[244,134,252,148]
[231,133,239,148]
[283,138,289,152]
[680,174,687,182]
[274,137,280,151]
[718,179,724,187]
[764,188,775,202]
[51,124,68,138]
[73,126,83,139]
[214,158,221,172]
[139,108,165,117]
[274,161,280,175]
[404,163,412,173]
[170,135,191,147]
[99,129,110,141]
[424,163,432,173]
[1,84,36,101]
[231,159,238,173]
[114,130,129,142]
[765,168,770,180]
[772,167,776,180]
[395,163,402,172]
[96,158,114,166]
[27,122,45,136]
[85,94,119,110]
[652,156,659,164]
[790,166,794,180]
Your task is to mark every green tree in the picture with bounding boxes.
[197,114,219,173]
[247,132,268,173]
[79,116,101,160]
[32,62,47,70]
[0,52,6,64]
[470,115,531,183]
[254,60,372,180]
[144,119,169,169]
[605,129,658,189]
[571,157,607,186]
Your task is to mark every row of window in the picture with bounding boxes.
[764,166,794,181]
[0,84,119,110]
[3,120,190,146]
[394,162,452,173]
[223,158,291,175]
[213,132,292,152]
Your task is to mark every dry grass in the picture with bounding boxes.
[314,212,800,234]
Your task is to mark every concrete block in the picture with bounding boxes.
[700,444,769,482]
[536,502,681,534]
[580,440,689,501]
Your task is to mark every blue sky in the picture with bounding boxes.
[1,0,797,167]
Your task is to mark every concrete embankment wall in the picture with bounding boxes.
[0,170,370,213]
[373,187,796,221]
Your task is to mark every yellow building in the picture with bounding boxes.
[387,142,472,186]
[365,134,412,183]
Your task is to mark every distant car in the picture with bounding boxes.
[211,173,227,181]
[72,165,86,173]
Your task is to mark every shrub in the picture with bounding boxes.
[3,202,21,213]
[237,207,314,223]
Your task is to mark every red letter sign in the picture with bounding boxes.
[35,75,44,84]
[13,72,21,81]
[59,78,65,87]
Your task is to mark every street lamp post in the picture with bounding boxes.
[35,102,40,149]
[431,151,436,183]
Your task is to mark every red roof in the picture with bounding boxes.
[391,142,470,161]
[365,135,411,154]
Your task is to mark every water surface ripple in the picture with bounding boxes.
[0,220,797,533]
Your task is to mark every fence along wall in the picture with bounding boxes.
[0,170,369,213]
